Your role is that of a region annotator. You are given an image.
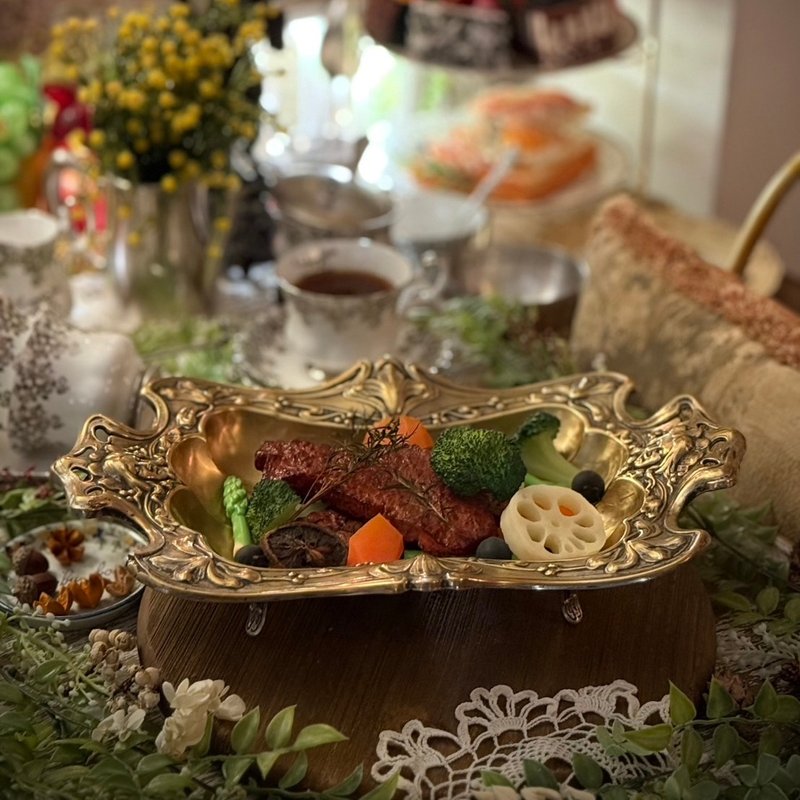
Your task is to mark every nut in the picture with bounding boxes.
[11,545,49,576]
[12,571,59,606]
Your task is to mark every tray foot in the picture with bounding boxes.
[562,591,583,625]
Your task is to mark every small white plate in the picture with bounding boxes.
[234,304,443,389]
[1,518,145,629]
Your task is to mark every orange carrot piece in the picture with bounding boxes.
[347,514,405,566]
[366,415,434,450]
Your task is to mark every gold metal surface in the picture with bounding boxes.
[53,360,745,602]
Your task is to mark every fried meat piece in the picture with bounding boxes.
[254,440,499,556]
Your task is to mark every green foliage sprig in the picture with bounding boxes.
[0,611,397,799]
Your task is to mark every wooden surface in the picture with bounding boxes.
[139,566,716,788]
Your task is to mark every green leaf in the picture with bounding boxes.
[713,723,740,768]
[136,754,175,775]
[767,695,800,723]
[623,723,673,753]
[327,763,364,797]
[686,781,720,800]
[523,760,560,790]
[265,705,296,750]
[0,711,33,733]
[670,682,697,725]
[758,726,783,756]
[752,681,779,719]
[222,755,254,786]
[756,586,780,615]
[145,772,193,793]
[481,771,514,787]
[231,707,260,754]
[360,772,399,800]
[278,751,308,789]
[664,772,685,800]
[42,765,91,783]
[756,753,781,785]
[735,764,758,787]
[32,659,63,684]
[293,723,348,750]
[0,680,24,705]
[256,751,281,781]
[713,591,753,612]
[681,728,704,773]
[758,786,790,800]
[91,757,131,781]
[707,678,737,719]
[785,753,800,783]
[572,752,604,790]
[784,595,800,622]
[601,788,630,800]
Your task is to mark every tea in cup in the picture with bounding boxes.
[275,238,442,375]
[0,210,70,315]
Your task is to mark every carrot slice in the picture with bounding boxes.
[366,415,434,450]
[347,514,405,566]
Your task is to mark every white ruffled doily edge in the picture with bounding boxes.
[371,681,672,800]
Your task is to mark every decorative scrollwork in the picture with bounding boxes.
[53,362,745,602]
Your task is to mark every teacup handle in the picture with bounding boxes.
[397,250,447,316]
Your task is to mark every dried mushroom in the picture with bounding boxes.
[104,565,136,598]
[67,572,105,609]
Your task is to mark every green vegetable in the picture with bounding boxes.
[222,476,252,554]
[516,411,579,487]
[430,426,526,502]
[245,478,301,544]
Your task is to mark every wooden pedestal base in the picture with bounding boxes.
[138,567,715,788]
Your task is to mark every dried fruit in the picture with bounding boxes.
[47,527,86,566]
[262,523,348,568]
[36,586,74,616]
[104,565,136,598]
[67,572,105,609]
[11,545,49,575]
[12,571,59,606]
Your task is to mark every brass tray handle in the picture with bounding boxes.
[729,150,800,278]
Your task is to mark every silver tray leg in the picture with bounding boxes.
[562,591,583,625]
[245,602,268,636]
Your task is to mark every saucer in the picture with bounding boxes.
[234,304,443,389]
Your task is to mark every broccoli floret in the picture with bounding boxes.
[430,426,525,502]
[222,476,251,555]
[516,411,579,487]
[245,479,301,544]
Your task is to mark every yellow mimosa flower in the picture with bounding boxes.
[126,119,144,136]
[161,38,177,55]
[183,160,201,179]
[116,204,132,221]
[116,150,135,171]
[169,4,190,18]
[210,150,228,171]
[172,19,189,36]
[213,216,232,233]
[127,231,142,248]
[88,130,105,149]
[199,80,218,99]
[168,150,187,169]
[141,35,159,53]
[147,70,167,90]
[158,91,177,109]
[134,139,150,154]
[105,80,123,99]
[160,174,178,194]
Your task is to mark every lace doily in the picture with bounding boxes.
[372,682,672,799]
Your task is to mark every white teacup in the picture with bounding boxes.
[4,306,144,470]
[276,238,442,375]
[0,210,70,315]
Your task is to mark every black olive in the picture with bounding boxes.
[234,544,271,568]
[571,470,606,504]
[475,537,514,560]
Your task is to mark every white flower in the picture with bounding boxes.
[474,788,523,800]
[520,789,563,800]
[161,678,245,721]
[92,707,146,742]
[156,677,247,759]
[155,710,209,759]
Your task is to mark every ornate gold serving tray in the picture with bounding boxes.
[53,360,745,603]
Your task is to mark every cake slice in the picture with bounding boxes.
[571,195,800,542]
